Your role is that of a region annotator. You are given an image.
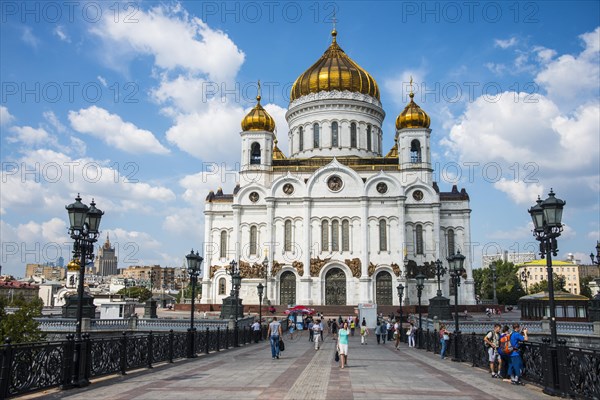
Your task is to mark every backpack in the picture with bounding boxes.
[484,331,493,348]
[498,333,513,355]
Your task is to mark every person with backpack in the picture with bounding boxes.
[497,325,511,380]
[484,323,502,378]
[507,323,528,385]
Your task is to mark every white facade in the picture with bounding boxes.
[202,33,475,307]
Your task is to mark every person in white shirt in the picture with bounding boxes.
[313,319,322,350]
[252,320,261,343]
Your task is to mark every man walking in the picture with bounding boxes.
[267,316,283,359]
[252,319,261,343]
[313,319,322,350]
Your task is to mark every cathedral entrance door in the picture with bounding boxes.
[375,271,393,305]
[325,268,346,305]
[280,271,296,306]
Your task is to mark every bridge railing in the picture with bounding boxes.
[414,328,600,399]
[0,324,267,399]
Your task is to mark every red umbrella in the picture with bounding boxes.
[286,305,315,314]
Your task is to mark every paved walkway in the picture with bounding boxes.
[29,332,550,400]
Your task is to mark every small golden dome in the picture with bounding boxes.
[396,92,431,130]
[290,30,380,102]
[67,259,80,271]
[273,139,286,160]
[241,95,276,132]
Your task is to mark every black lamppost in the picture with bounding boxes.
[447,250,466,362]
[591,242,600,295]
[262,255,270,305]
[396,283,404,341]
[429,259,451,320]
[528,189,565,346]
[520,267,531,294]
[589,242,600,322]
[433,259,447,296]
[257,283,264,340]
[185,249,203,358]
[228,259,242,346]
[415,273,425,349]
[490,262,498,304]
[65,194,103,387]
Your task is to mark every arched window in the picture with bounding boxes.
[331,122,339,147]
[220,231,227,258]
[331,220,339,251]
[415,224,424,255]
[250,142,261,164]
[410,139,422,163]
[350,123,357,148]
[321,220,329,252]
[367,125,372,151]
[313,123,320,148]
[284,220,292,252]
[218,277,226,295]
[447,229,455,257]
[249,226,257,255]
[298,127,304,151]
[341,219,350,251]
[379,219,387,251]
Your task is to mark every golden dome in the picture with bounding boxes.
[395,92,431,130]
[290,30,380,102]
[67,259,80,272]
[272,139,286,160]
[241,95,276,132]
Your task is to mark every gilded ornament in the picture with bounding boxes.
[344,258,362,278]
[271,260,282,276]
[292,260,304,276]
[391,262,401,277]
[368,262,377,277]
[310,256,331,277]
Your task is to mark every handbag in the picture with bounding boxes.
[443,334,450,341]
[335,351,340,362]
[279,338,285,351]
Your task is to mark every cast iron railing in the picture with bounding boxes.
[0,324,269,399]
[413,329,600,399]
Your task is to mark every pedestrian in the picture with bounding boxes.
[360,320,369,345]
[338,315,343,325]
[320,319,325,342]
[313,319,322,350]
[267,316,282,359]
[381,320,387,344]
[484,323,502,378]
[338,322,350,369]
[386,320,393,341]
[439,324,450,359]
[498,325,510,379]
[332,319,338,340]
[252,319,261,343]
[394,320,401,350]
[308,320,314,342]
[350,319,356,336]
[508,323,528,385]
[408,322,416,348]
[375,321,381,344]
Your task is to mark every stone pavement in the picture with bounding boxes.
[28,331,551,400]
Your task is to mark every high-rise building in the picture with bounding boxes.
[94,234,118,276]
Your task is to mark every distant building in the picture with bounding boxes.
[120,265,176,291]
[0,279,39,302]
[25,263,66,281]
[482,251,536,267]
[517,259,581,295]
[94,234,118,276]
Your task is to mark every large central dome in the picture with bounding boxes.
[290,30,380,102]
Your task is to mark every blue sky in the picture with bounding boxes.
[1,1,599,278]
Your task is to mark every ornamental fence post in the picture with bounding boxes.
[225,327,229,349]
[119,332,127,375]
[61,334,75,390]
[205,328,210,355]
[556,339,569,396]
[216,328,220,351]
[147,331,154,368]
[0,338,13,398]
[168,330,174,363]
[471,332,477,367]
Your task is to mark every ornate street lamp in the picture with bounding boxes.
[591,241,600,294]
[396,283,404,341]
[257,283,264,340]
[415,273,425,349]
[185,249,203,358]
[528,189,565,346]
[262,255,270,305]
[65,194,103,387]
[428,259,451,320]
[447,250,465,362]
[588,242,600,322]
[520,267,531,294]
[490,262,498,304]
[228,259,242,346]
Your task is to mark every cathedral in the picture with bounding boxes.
[201,29,475,307]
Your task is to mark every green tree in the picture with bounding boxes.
[116,286,152,302]
[176,284,201,304]
[529,274,567,294]
[473,260,526,305]
[580,276,594,299]
[0,296,45,343]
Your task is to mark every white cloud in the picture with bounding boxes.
[0,106,15,126]
[493,179,545,206]
[91,4,245,82]
[265,103,290,155]
[495,37,518,49]
[487,221,533,240]
[43,111,67,134]
[21,26,39,48]
[8,126,54,146]
[69,106,170,155]
[53,25,70,43]
[383,70,427,107]
[533,46,557,63]
[97,76,107,87]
